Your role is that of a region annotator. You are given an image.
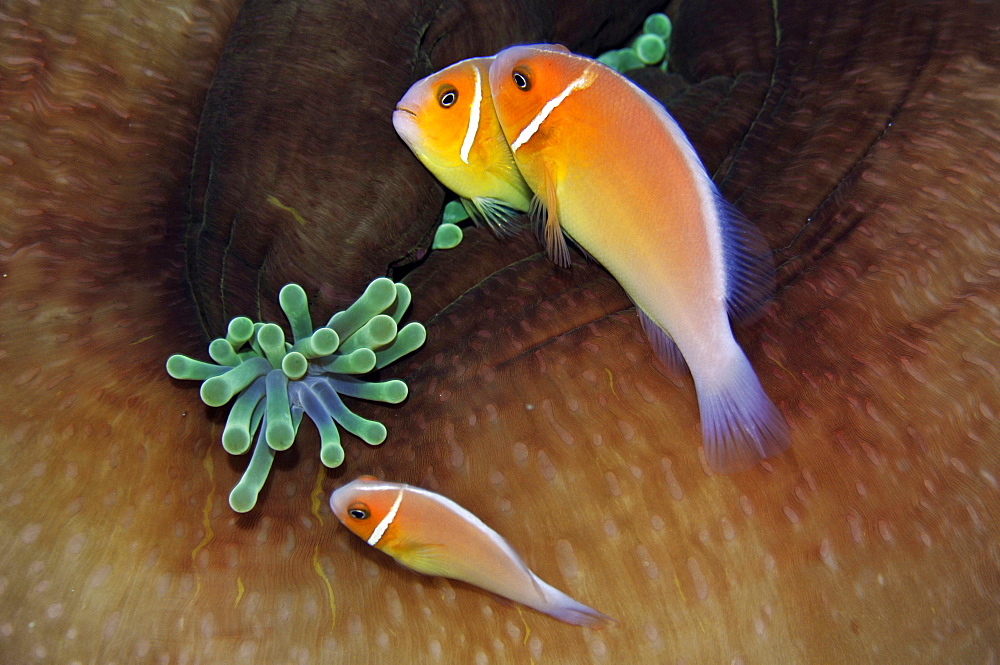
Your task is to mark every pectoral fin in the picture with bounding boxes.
[465,197,526,237]
[531,164,572,267]
[389,541,455,578]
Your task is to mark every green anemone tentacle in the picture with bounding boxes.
[166,279,427,512]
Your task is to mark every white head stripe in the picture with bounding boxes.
[511,68,595,153]
[459,65,482,165]
[367,488,404,547]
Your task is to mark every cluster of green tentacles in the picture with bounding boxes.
[598,12,673,72]
[166,279,426,511]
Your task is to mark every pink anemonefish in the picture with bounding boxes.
[392,57,533,235]
[487,44,791,473]
[330,475,613,628]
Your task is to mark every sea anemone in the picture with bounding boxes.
[4,0,998,662]
[166,279,426,511]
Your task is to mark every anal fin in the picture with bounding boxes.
[637,308,688,376]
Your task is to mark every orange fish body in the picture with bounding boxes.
[330,476,612,628]
[488,45,790,473]
[392,57,532,234]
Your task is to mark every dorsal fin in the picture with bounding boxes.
[532,44,571,55]
[716,193,776,325]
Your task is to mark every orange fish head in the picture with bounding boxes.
[488,44,592,153]
[392,57,493,173]
[329,476,399,544]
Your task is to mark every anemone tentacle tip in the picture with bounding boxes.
[597,11,672,71]
[433,222,464,249]
[167,279,426,511]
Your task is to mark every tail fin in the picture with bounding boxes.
[696,350,790,473]
[535,578,615,629]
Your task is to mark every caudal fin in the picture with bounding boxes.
[535,578,615,629]
[696,351,790,474]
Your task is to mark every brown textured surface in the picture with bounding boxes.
[1,0,999,664]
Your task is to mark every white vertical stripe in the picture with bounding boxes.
[459,65,482,165]
[367,488,404,547]
[510,68,595,153]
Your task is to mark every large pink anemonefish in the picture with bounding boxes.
[488,44,790,473]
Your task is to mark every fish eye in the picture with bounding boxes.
[512,69,531,91]
[347,502,370,520]
[438,86,458,108]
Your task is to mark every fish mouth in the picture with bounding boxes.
[391,106,420,146]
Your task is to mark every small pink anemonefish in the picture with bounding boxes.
[330,475,613,628]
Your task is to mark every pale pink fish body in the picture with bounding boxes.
[330,476,613,628]
[488,44,790,473]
